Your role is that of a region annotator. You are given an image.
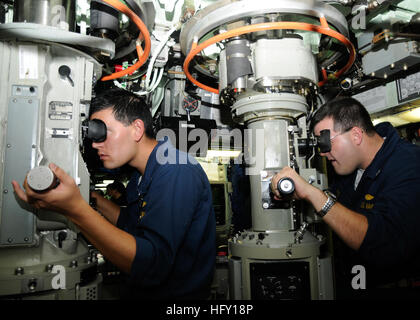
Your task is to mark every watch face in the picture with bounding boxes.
[325,190,337,200]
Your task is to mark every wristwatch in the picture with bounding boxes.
[316,190,337,217]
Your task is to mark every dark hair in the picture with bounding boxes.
[90,88,155,138]
[310,97,376,136]
[107,181,126,195]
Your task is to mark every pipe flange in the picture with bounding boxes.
[231,92,307,124]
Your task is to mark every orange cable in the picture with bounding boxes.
[101,0,151,81]
[183,20,356,94]
[319,68,328,87]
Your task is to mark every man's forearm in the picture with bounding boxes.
[68,200,136,273]
[94,195,121,225]
[323,203,368,250]
[307,188,368,250]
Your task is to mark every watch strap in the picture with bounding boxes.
[316,191,336,217]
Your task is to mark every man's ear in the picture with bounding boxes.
[132,119,145,141]
[351,127,364,146]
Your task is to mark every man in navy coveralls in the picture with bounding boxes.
[271,97,420,298]
[13,88,216,300]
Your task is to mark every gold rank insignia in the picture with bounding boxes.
[361,194,374,209]
[139,201,146,219]
[364,194,374,201]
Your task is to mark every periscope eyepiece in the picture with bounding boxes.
[317,129,332,153]
[82,119,107,143]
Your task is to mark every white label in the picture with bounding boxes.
[19,45,38,79]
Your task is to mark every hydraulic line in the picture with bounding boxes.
[183,17,356,94]
[101,0,151,81]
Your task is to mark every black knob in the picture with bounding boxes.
[58,65,70,77]
[58,231,67,248]
[277,177,295,195]
[58,65,74,87]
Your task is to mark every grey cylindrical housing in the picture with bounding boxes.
[13,0,76,31]
[226,39,252,87]
[27,166,59,193]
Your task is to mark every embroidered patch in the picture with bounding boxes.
[360,202,374,209]
[364,194,374,201]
